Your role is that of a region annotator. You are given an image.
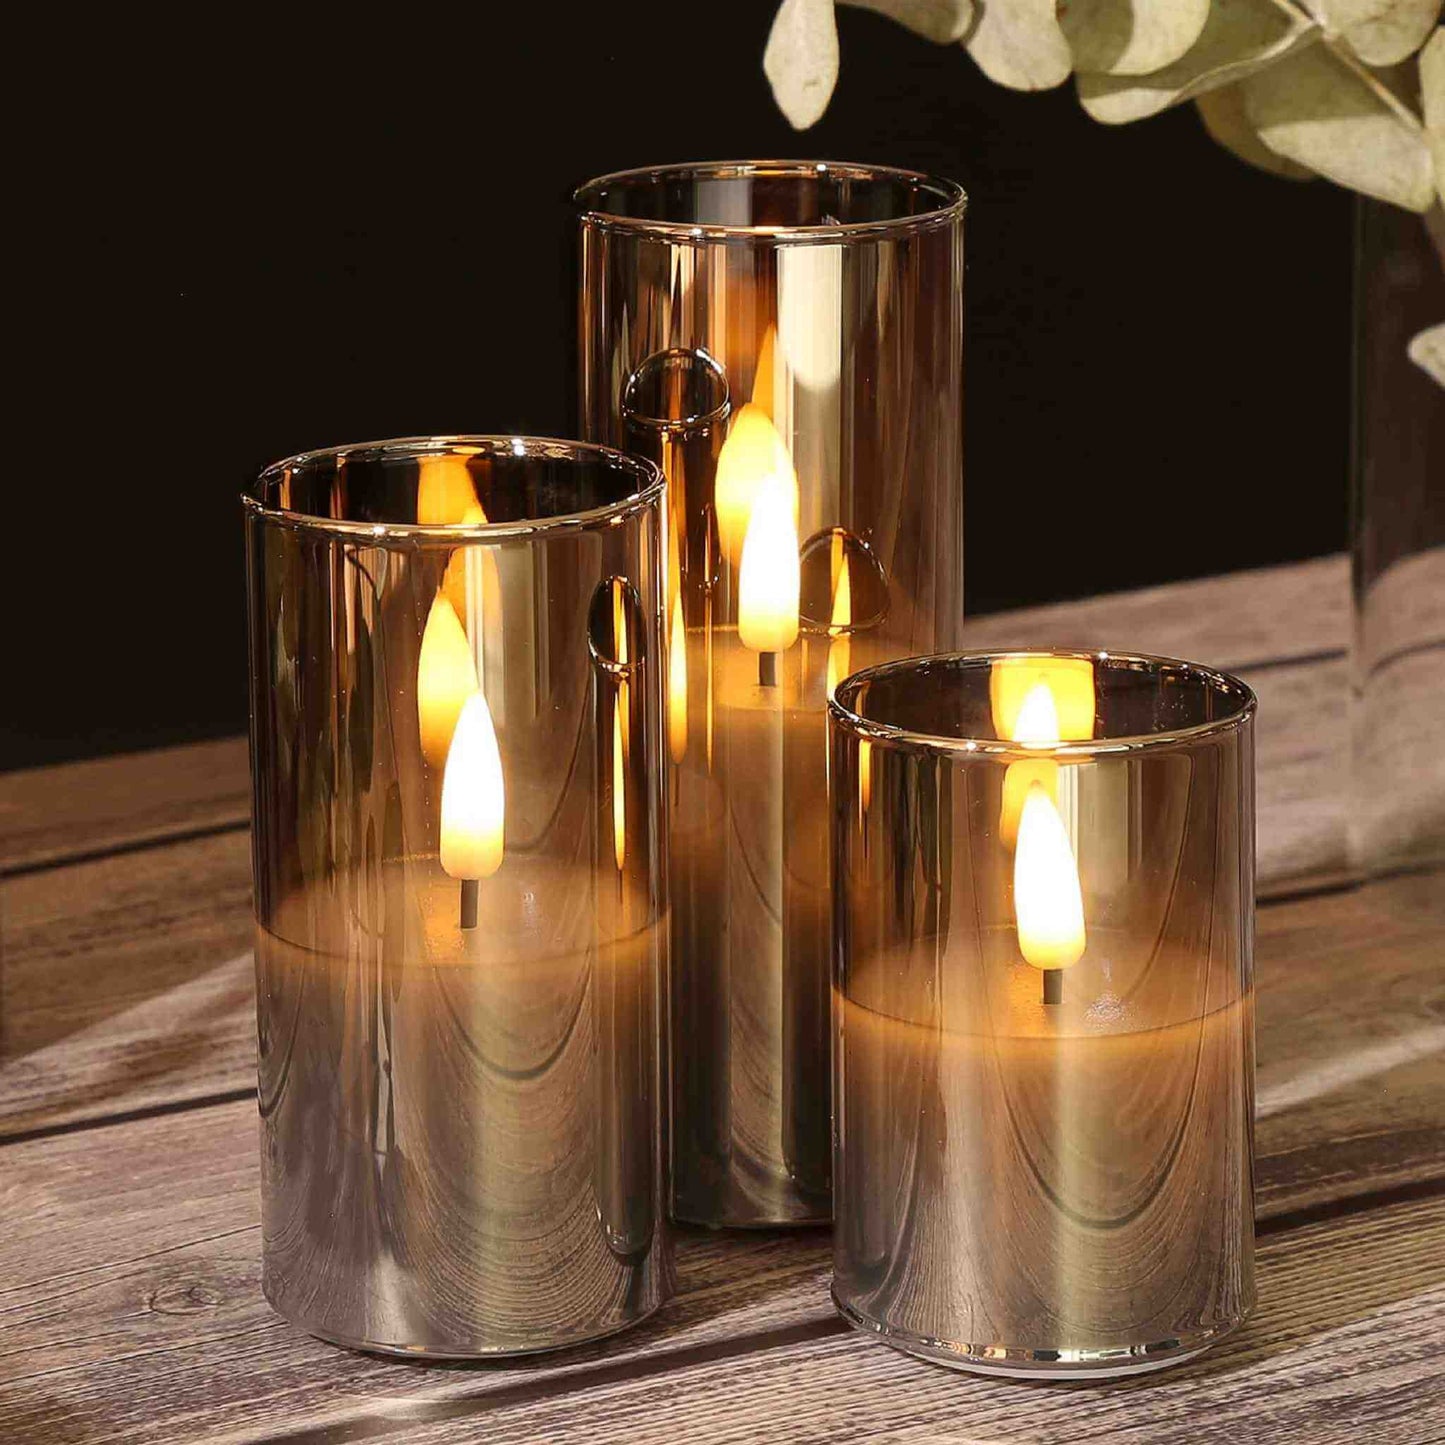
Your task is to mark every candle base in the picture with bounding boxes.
[279,1292,668,1362]
[833,1292,1244,1380]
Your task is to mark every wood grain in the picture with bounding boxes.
[342,1192,1444,1445]
[0,735,250,874]
[5,866,1438,1177]
[0,875,1438,1440]
[4,551,1438,1445]
[0,829,255,1137]
[1250,655,1351,893]
[956,554,1349,670]
[0,1090,1436,1445]
[0,1097,833,1445]
[1254,869,1445,1214]
[0,557,1349,880]
[961,564,1354,895]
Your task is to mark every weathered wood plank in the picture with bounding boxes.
[963,563,1354,895]
[0,558,1347,877]
[1254,869,1445,1213]
[0,830,255,1137]
[0,1089,1435,1445]
[0,855,1439,1433]
[0,650,1369,1138]
[342,1192,1444,1445]
[0,1097,833,1445]
[0,736,250,874]
[956,554,1349,670]
[7,861,1439,1189]
[1250,654,1350,893]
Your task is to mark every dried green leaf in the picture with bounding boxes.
[1078,0,1317,125]
[1423,27,1445,205]
[765,0,841,130]
[967,0,1073,91]
[1059,0,1212,77]
[842,0,975,44]
[1320,0,1442,67]
[1241,43,1435,209]
[1197,83,1318,176]
[1408,321,1445,385]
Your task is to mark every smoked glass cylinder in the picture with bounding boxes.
[244,437,670,1356]
[1350,197,1445,876]
[830,652,1256,1377]
[578,161,966,1227]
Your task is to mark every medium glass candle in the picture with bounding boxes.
[244,437,670,1356]
[829,652,1256,1377]
[578,161,966,1227]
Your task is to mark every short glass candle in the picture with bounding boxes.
[828,651,1257,1378]
[244,437,670,1356]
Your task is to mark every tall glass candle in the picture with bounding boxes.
[829,652,1256,1377]
[244,438,670,1356]
[579,161,965,1226]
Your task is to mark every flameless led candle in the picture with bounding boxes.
[245,437,669,1356]
[829,651,1257,1377]
[580,161,965,1226]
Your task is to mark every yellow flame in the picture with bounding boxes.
[738,473,801,656]
[714,403,797,564]
[440,691,505,880]
[613,706,627,871]
[417,593,478,768]
[1014,681,1061,744]
[998,675,1084,849]
[668,593,688,763]
[1014,783,1086,971]
[825,549,853,699]
[991,658,1095,742]
[751,326,777,417]
[858,736,873,817]
[1000,757,1059,849]
[441,502,502,624]
[416,454,478,525]
[612,584,630,870]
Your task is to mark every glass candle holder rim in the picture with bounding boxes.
[829,649,1257,760]
[574,159,967,245]
[242,435,665,546]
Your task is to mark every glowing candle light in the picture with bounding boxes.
[751,325,777,415]
[994,662,1095,849]
[1014,781,1087,1002]
[825,547,853,700]
[991,657,1095,743]
[666,505,688,765]
[714,403,797,565]
[442,501,504,626]
[738,473,801,684]
[668,592,688,764]
[441,690,506,926]
[416,454,478,525]
[613,583,630,871]
[417,593,479,769]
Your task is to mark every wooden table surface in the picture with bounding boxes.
[2,554,1442,1444]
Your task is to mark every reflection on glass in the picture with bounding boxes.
[580,161,966,1226]
[830,651,1256,1377]
[244,438,670,1356]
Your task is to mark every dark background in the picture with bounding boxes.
[9,4,1351,771]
